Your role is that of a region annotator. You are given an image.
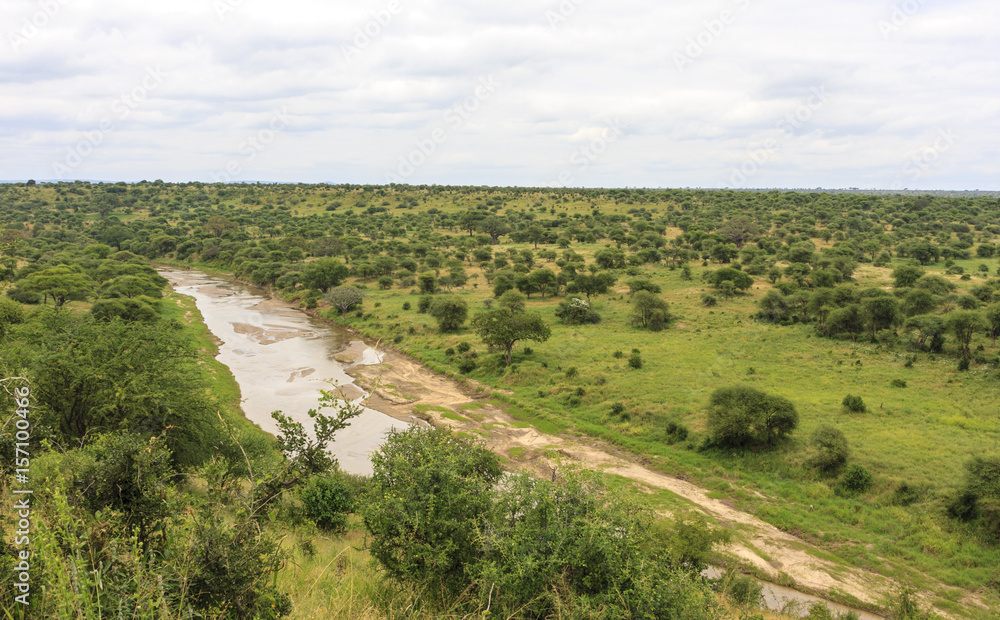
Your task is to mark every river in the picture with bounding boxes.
[164,268,408,476]
[164,268,884,619]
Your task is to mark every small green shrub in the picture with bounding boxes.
[809,425,849,474]
[842,394,867,413]
[417,295,433,313]
[300,474,353,534]
[628,353,643,369]
[890,378,907,388]
[958,357,970,371]
[458,359,477,374]
[664,421,689,443]
[613,350,624,358]
[565,366,578,378]
[610,402,625,416]
[837,464,874,495]
[402,301,411,311]
[720,569,763,607]
[456,341,471,353]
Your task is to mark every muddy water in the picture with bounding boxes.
[163,269,408,476]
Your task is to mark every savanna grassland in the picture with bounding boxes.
[3,180,1000,618]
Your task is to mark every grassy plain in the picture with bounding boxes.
[324,237,1000,615]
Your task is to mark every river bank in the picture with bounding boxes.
[162,265,973,618]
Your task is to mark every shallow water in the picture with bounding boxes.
[702,566,883,619]
[164,269,408,476]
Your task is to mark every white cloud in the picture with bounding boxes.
[0,0,995,188]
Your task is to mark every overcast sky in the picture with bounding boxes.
[1,0,996,189]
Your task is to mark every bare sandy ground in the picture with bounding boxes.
[346,350,985,618]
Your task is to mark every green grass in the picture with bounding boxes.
[336,251,1000,611]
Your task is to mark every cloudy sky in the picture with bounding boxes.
[1,0,996,189]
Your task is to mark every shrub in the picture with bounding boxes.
[6,287,41,304]
[402,301,411,311]
[720,569,763,607]
[417,295,433,313]
[842,394,867,413]
[837,464,874,495]
[613,350,624,358]
[664,421,689,443]
[456,341,471,353]
[429,296,468,332]
[890,378,907,388]
[809,425,850,474]
[630,291,672,331]
[361,427,502,603]
[564,366,578,378]
[300,474,353,534]
[458,359,477,374]
[628,352,643,369]
[706,386,798,449]
[701,293,718,307]
[610,402,626,416]
[958,357,970,371]
[554,297,601,324]
[444,347,455,356]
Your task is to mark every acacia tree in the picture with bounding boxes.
[862,295,902,340]
[947,310,986,358]
[630,291,672,331]
[471,299,551,365]
[326,286,365,319]
[478,216,510,245]
[429,296,468,332]
[20,266,93,306]
[302,258,349,292]
[706,386,798,449]
[985,304,1000,344]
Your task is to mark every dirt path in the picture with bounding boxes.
[343,349,985,618]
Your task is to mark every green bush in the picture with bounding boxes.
[458,359,477,374]
[842,394,867,413]
[362,427,502,603]
[837,464,874,495]
[554,296,601,324]
[629,352,644,369]
[706,386,799,449]
[300,474,353,534]
[809,425,850,474]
